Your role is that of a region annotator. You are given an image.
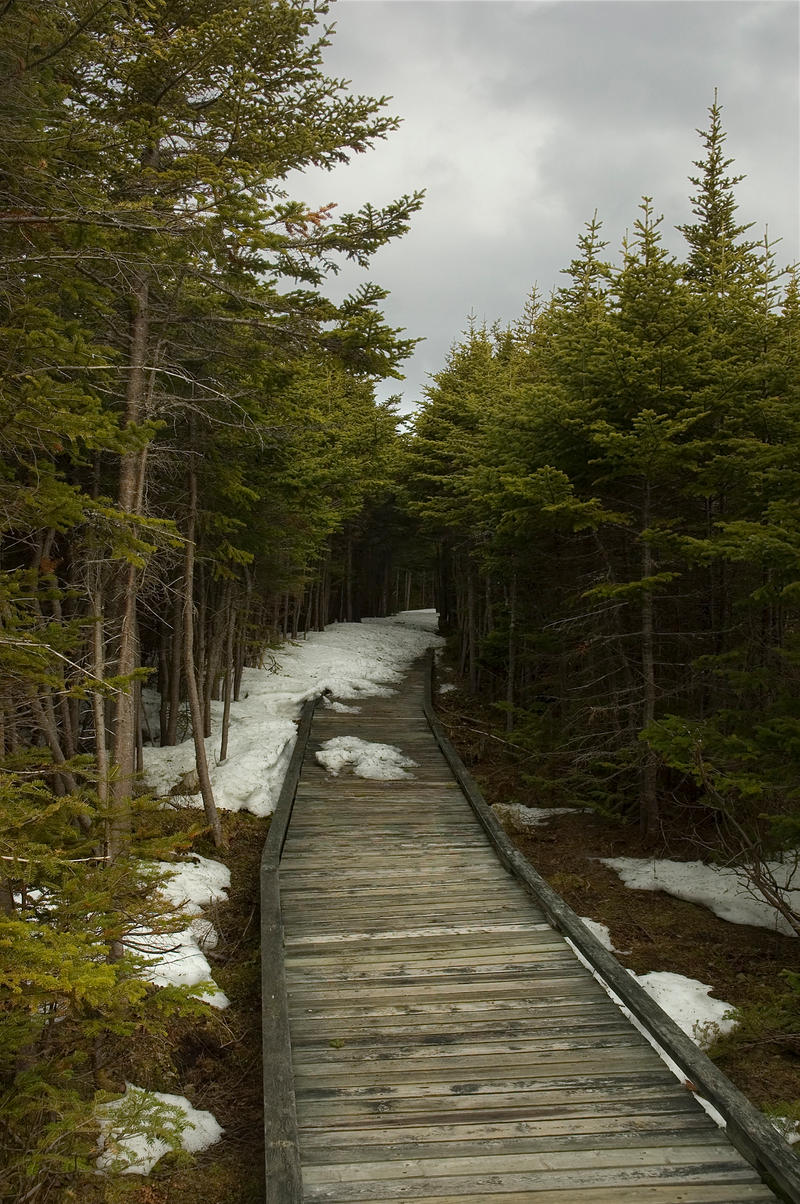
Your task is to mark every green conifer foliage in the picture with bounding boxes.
[413,100,798,856]
[0,2,421,1192]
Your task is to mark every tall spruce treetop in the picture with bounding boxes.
[678,92,757,294]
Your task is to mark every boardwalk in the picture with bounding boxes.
[276,660,779,1202]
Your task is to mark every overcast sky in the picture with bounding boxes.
[291,0,800,413]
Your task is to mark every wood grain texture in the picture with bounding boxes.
[266,658,792,1202]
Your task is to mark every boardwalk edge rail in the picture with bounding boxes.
[424,652,800,1204]
[260,696,317,1204]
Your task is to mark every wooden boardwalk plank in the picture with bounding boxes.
[278,660,782,1201]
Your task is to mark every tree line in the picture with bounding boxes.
[0,1,420,1194]
[406,100,799,888]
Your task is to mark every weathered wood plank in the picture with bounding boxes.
[302,1187,776,1204]
[301,1144,752,1184]
[264,657,787,1204]
[290,1035,647,1066]
[297,1110,711,1149]
[300,1163,762,1201]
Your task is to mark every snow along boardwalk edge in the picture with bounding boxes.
[261,656,797,1203]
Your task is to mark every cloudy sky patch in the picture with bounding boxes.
[290,0,799,411]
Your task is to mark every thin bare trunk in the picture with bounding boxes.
[467,566,477,693]
[640,480,658,840]
[30,691,78,796]
[166,581,183,745]
[90,575,110,851]
[345,534,353,622]
[203,604,224,733]
[219,597,235,763]
[135,679,144,774]
[158,623,169,745]
[506,572,517,734]
[110,270,150,858]
[234,573,252,699]
[198,564,210,736]
[184,464,224,849]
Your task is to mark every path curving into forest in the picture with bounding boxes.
[262,659,795,1203]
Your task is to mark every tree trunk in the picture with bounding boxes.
[506,572,517,734]
[345,533,353,622]
[158,622,169,745]
[135,679,144,774]
[640,480,658,840]
[183,463,224,849]
[166,581,183,746]
[30,690,78,797]
[110,270,150,858]
[203,601,225,733]
[467,565,477,693]
[219,596,235,763]
[198,564,210,736]
[90,572,110,853]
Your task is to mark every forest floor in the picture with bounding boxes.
[80,812,268,1204]
[434,677,800,1124]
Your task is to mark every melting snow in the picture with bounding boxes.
[602,856,800,936]
[576,918,732,1045]
[128,856,231,1009]
[143,612,443,816]
[631,970,736,1049]
[316,736,418,780]
[578,916,618,951]
[97,1084,222,1175]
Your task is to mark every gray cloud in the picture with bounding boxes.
[290,0,799,412]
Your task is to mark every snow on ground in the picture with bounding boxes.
[576,919,732,1047]
[773,1116,800,1146]
[143,612,443,817]
[97,1084,222,1175]
[126,856,231,1009]
[602,856,800,937]
[578,916,618,952]
[155,854,230,913]
[438,682,456,694]
[323,698,361,714]
[493,802,581,831]
[631,970,736,1049]
[316,736,418,780]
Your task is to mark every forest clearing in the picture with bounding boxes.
[1,1,798,1201]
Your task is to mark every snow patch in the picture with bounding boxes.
[127,856,231,1009]
[772,1116,800,1146]
[630,970,736,1049]
[154,854,230,914]
[575,915,737,1049]
[97,1084,222,1175]
[437,682,456,694]
[323,698,362,714]
[601,856,800,936]
[316,736,418,780]
[578,916,617,952]
[143,613,443,817]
